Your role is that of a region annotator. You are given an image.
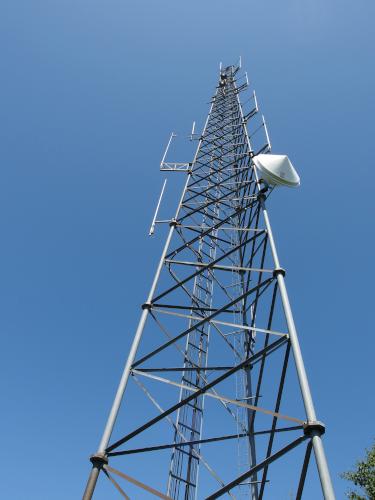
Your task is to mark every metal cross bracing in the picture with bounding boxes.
[83,63,335,500]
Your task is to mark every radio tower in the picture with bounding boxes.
[83,62,335,499]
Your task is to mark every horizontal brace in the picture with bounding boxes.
[152,304,224,313]
[132,369,303,425]
[107,426,303,457]
[161,167,191,172]
[162,162,191,167]
[164,259,273,274]
[134,366,235,372]
[182,195,257,206]
[216,320,287,338]
[109,432,250,457]
[204,153,249,158]
[152,308,288,338]
[178,225,265,233]
[187,180,254,190]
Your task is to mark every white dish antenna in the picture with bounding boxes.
[253,154,300,188]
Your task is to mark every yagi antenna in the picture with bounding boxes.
[149,178,167,235]
[239,55,242,69]
[160,132,192,172]
[190,121,196,141]
[160,132,176,167]
[262,114,272,151]
[253,90,258,113]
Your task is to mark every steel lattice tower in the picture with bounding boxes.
[83,63,335,499]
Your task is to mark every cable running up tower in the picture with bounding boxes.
[83,62,335,500]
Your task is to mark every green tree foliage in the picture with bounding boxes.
[341,441,375,499]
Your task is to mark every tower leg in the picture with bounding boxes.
[259,205,335,500]
[82,218,187,498]
[312,435,335,500]
[82,464,100,500]
[83,454,108,500]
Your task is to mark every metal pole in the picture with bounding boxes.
[235,76,335,500]
[83,96,217,500]
[261,204,335,500]
[83,226,176,500]
[83,465,101,500]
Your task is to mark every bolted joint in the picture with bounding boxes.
[141,302,152,310]
[90,452,108,467]
[257,179,269,194]
[257,192,266,204]
[169,218,178,227]
[303,420,326,438]
[273,267,286,278]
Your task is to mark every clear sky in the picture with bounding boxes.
[0,1,374,499]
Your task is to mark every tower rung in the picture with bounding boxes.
[169,473,196,488]
[187,342,207,354]
[181,377,202,389]
[178,422,201,434]
[186,401,203,412]
[175,447,200,459]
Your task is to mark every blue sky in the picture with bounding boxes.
[0,1,374,498]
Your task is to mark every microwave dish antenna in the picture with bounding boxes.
[253,154,300,187]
